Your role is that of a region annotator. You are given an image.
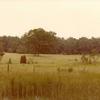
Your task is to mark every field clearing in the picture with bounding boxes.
[0,53,100,99]
[0,53,100,73]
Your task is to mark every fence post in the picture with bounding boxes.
[7,63,10,73]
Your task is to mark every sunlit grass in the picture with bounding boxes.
[0,53,100,99]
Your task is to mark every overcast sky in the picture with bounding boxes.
[0,0,100,38]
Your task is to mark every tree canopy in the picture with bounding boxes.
[0,28,100,55]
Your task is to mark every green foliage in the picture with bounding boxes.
[0,29,100,55]
[0,36,20,53]
[81,54,98,64]
[81,55,88,64]
[21,28,57,54]
[27,57,33,64]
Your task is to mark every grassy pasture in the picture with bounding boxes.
[0,53,100,100]
[1,53,81,73]
[1,53,100,73]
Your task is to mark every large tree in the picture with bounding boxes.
[65,37,78,54]
[21,28,57,54]
[0,39,4,53]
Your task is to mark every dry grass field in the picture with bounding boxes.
[0,53,100,100]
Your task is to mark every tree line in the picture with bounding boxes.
[0,28,100,55]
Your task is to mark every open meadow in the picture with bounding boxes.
[0,53,100,100]
[1,53,100,73]
[1,0,100,99]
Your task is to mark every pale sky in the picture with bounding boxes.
[0,0,100,38]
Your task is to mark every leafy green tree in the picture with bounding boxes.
[78,37,91,54]
[65,37,78,54]
[22,28,57,54]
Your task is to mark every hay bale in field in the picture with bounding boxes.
[20,55,27,64]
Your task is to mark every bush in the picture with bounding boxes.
[81,54,97,64]
[0,52,5,62]
[27,57,33,64]
[81,55,89,64]
[0,52,5,56]
[68,68,73,73]
[20,55,27,64]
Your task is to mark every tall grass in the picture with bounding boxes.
[0,53,100,99]
[0,71,100,100]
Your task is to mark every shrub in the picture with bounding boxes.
[0,52,4,56]
[57,67,68,73]
[81,54,97,64]
[68,68,73,73]
[20,55,27,64]
[81,54,89,64]
[0,52,5,62]
[28,57,33,64]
